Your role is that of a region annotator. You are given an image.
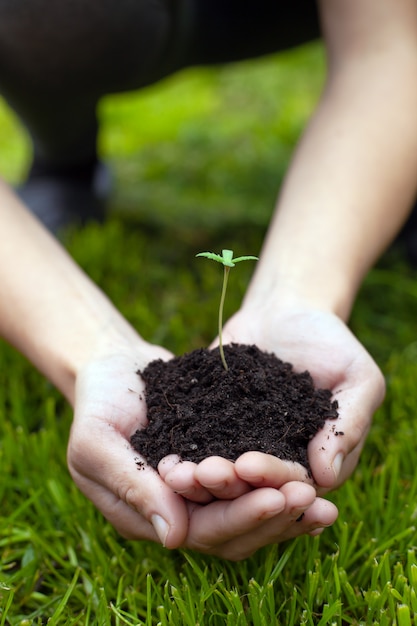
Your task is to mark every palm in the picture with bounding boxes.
[67,348,190,546]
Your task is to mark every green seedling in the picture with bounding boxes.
[196,249,259,370]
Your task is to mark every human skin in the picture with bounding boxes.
[158,0,417,549]
[1,0,417,560]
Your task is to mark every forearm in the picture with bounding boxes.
[245,14,417,321]
[0,179,146,403]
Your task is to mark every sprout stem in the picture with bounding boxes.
[219,265,230,371]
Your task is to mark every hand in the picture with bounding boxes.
[181,478,338,560]
[68,340,338,560]
[158,303,383,557]
[219,303,386,493]
[159,453,338,560]
[67,345,191,548]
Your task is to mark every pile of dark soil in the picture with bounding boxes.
[130,344,339,472]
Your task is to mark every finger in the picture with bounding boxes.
[194,456,252,499]
[287,497,338,538]
[202,492,337,560]
[186,487,286,553]
[247,496,338,546]
[157,454,182,478]
[186,482,320,560]
[159,458,214,504]
[71,472,159,541]
[234,451,311,488]
[68,419,189,548]
[278,483,338,531]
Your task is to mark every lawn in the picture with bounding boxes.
[2,42,417,624]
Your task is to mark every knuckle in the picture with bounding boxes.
[123,485,140,510]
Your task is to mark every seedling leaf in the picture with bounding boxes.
[232,255,259,264]
[196,251,226,264]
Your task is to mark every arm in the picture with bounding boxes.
[234,0,417,488]
[0,179,191,544]
[166,0,417,512]
[0,179,151,402]
[248,0,417,318]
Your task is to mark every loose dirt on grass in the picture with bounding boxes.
[130,344,339,473]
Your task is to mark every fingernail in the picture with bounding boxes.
[332,453,344,479]
[151,514,169,546]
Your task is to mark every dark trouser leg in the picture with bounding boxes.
[2,87,107,233]
[179,0,321,66]
[394,196,417,265]
[4,91,99,171]
[0,0,174,233]
[0,0,321,233]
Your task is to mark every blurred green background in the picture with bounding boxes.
[2,41,417,623]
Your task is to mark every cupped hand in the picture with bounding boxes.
[67,339,338,560]
[218,304,386,493]
[159,453,338,560]
[158,302,384,549]
[67,344,191,549]
[182,481,338,560]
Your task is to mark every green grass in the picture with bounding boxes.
[2,42,417,624]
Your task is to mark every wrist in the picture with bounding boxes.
[242,262,357,322]
[62,320,172,406]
